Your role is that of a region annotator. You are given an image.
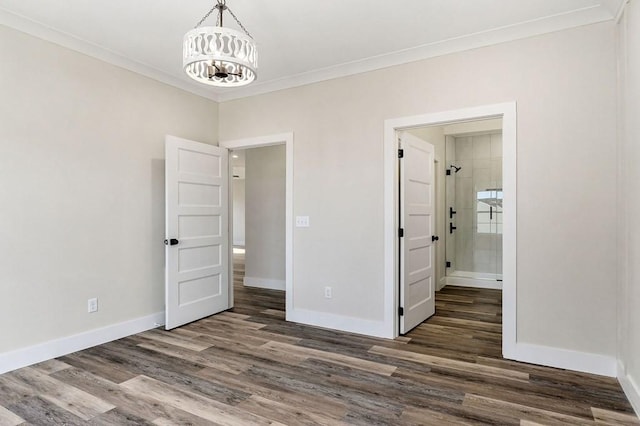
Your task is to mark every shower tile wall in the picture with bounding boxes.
[451,132,502,274]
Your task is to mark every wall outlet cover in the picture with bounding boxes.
[88,298,98,313]
[296,216,310,227]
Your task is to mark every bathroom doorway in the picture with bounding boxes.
[383,102,517,357]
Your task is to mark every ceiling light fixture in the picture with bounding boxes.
[183,0,257,87]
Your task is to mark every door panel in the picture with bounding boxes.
[165,135,229,330]
[400,132,436,334]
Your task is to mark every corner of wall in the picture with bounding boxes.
[243,277,285,291]
[618,361,640,416]
[506,342,617,377]
[286,308,392,339]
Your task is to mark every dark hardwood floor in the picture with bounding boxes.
[0,252,637,425]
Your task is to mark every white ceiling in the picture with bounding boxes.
[0,1,624,102]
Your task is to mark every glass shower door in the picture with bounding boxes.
[475,188,503,279]
[445,130,503,283]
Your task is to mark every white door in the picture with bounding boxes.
[165,135,229,330]
[399,132,436,334]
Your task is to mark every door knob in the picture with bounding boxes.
[164,238,179,246]
[449,223,457,234]
[432,235,439,242]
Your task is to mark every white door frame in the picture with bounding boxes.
[219,132,294,313]
[383,103,517,358]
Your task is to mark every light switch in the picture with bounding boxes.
[296,216,310,227]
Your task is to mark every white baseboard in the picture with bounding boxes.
[287,308,390,338]
[444,276,503,290]
[503,342,617,377]
[618,360,640,417]
[244,276,285,291]
[0,312,164,375]
[436,277,447,291]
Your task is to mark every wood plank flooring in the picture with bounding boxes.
[0,252,637,425]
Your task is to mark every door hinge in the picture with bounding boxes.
[398,307,404,316]
[446,261,451,268]
[398,148,404,158]
[399,228,404,238]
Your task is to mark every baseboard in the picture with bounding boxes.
[618,360,640,417]
[0,311,164,375]
[287,308,390,338]
[444,276,503,290]
[436,277,447,291]
[503,342,617,377]
[244,276,285,291]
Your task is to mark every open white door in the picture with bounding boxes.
[399,132,436,334]
[165,135,229,330]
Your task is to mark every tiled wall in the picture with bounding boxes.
[447,132,503,275]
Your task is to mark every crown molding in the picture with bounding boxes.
[1,3,620,104]
[218,4,615,102]
[613,0,630,23]
[0,8,220,102]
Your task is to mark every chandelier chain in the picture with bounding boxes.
[226,6,253,39]
[194,5,218,29]
[193,1,253,39]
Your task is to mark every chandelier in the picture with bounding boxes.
[183,0,257,87]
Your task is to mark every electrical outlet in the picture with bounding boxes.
[324,286,332,299]
[88,297,98,313]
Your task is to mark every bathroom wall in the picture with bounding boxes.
[450,132,503,275]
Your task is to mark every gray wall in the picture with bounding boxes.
[244,145,286,289]
[617,0,640,412]
[0,25,218,353]
[220,22,618,356]
[232,178,246,246]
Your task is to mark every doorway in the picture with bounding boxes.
[398,119,504,337]
[220,133,294,315]
[383,103,517,358]
[230,145,286,303]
